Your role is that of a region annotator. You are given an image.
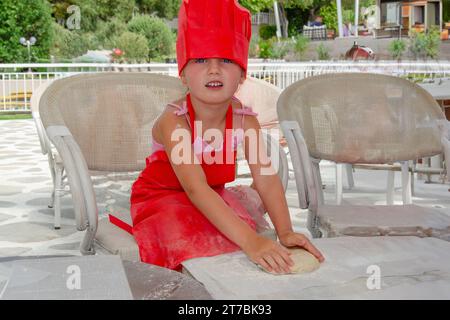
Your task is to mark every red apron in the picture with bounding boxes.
[126,94,257,270]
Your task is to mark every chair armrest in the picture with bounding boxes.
[262,131,289,192]
[46,125,98,255]
[280,121,311,210]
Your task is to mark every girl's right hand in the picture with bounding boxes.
[243,235,294,274]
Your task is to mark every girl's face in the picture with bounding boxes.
[180,58,245,106]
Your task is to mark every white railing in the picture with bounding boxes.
[251,12,276,25]
[1,61,450,112]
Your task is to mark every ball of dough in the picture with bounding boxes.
[289,248,320,274]
[259,248,320,275]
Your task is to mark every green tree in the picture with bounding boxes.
[444,0,450,22]
[388,39,406,60]
[319,2,338,32]
[239,0,273,13]
[136,0,181,19]
[50,22,91,60]
[95,18,128,49]
[127,15,175,60]
[0,0,54,63]
[113,31,149,62]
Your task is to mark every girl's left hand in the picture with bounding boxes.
[278,231,325,263]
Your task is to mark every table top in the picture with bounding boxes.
[418,79,450,100]
[183,236,450,299]
[0,255,212,300]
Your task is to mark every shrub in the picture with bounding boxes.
[316,43,330,60]
[388,39,406,60]
[258,39,274,59]
[409,27,441,59]
[127,15,175,60]
[95,18,128,49]
[50,23,91,59]
[425,26,441,59]
[271,40,292,60]
[259,25,277,40]
[294,35,310,60]
[113,32,149,63]
[319,2,338,33]
[408,30,428,59]
[0,0,53,63]
[249,35,260,58]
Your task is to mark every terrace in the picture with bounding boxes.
[2,62,450,299]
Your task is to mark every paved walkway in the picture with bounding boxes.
[1,119,450,259]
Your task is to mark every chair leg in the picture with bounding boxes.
[47,153,56,209]
[336,163,343,205]
[387,170,395,205]
[48,190,55,209]
[411,160,416,196]
[345,164,355,189]
[54,165,63,230]
[401,161,412,204]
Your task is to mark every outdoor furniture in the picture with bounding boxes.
[38,72,289,259]
[277,73,450,238]
[235,76,281,130]
[302,25,327,40]
[182,236,450,299]
[31,81,67,229]
[38,72,186,255]
[0,255,211,300]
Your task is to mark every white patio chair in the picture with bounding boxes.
[39,72,289,260]
[277,72,450,239]
[31,81,67,229]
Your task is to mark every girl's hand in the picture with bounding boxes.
[243,235,294,274]
[278,231,325,263]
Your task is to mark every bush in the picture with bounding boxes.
[388,39,406,60]
[425,26,441,59]
[294,35,310,60]
[127,15,175,60]
[258,39,274,59]
[113,32,149,63]
[249,35,260,58]
[259,25,277,40]
[50,23,90,60]
[316,43,330,60]
[319,2,338,33]
[95,18,128,49]
[409,27,440,59]
[0,0,53,63]
[271,40,292,60]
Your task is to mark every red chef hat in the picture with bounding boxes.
[176,0,252,75]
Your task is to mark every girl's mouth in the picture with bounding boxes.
[205,81,224,89]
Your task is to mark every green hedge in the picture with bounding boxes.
[0,0,53,63]
[259,25,277,40]
[127,15,175,60]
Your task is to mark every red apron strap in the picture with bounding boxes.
[109,214,133,235]
[186,93,233,149]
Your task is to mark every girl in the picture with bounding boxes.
[128,0,324,274]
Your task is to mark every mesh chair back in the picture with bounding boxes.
[277,73,445,164]
[235,77,281,129]
[39,73,186,172]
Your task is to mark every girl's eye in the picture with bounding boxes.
[195,58,206,63]
[223,59,233,64]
